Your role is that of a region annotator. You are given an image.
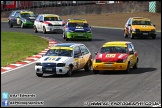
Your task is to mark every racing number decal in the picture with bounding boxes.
[106,54,116,58]
[44,57,56,61]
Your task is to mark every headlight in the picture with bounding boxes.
[69,30,74,32]
[36,62,42,66]
[116,56,128,63]
[48,24,53,26]
[95,59,102,63]
[132,29,140,32]
[57,63,66,67]
[87,31,91,33]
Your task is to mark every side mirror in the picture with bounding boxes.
[95,52,98,55]
[153,25,156,27]
[128,24,131,26]
[129,51,134,54]
[40,20,43,22]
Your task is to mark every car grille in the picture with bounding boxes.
[42,63,56,67]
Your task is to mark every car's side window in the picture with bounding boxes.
[39,16,43,22]
[130,43,135,52]
[74,46,82,57]
[10,11,16,17]
[79,45,89,55]
[36,15,41,20]
[128,19,132,25]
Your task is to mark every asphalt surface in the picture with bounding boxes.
[1,22,161,107]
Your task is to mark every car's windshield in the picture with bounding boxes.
[45,49,72,57]
[68,23,89,27]
[44,17,62,21]
[20,13,35,17]
[100,46,128,53]
[132,20,151,25]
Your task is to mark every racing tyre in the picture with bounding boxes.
[133,59,138,69]
[34,25,38,33]
[130,33,134,39]
[84,59,92,71]
[88,39,92,41]
[36,73,43,77]
[63,32,65,39]
[125,63,130,73]
[9,21,13,28]
[93,70,99,74]
[66,67,73,76]
[65,37,69,41]
[124,31,128,38]
[43,27,46,34]
[21,22,24,29]
[152,35,156,39]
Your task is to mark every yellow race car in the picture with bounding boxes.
[124,17,156,39]
[92,41,139,74]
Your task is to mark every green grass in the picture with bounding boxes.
[1,32,49,67]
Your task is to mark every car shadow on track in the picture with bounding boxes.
[98,67,157,75]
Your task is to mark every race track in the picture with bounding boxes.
[1,22,161,107]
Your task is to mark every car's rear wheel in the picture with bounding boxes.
[124,30,128,38]
[130,33,134,39]
[93,69,99,74]
[34,25,38,33]
[36,73,43,77]
[9,21,13,28]
[43,27,46,34]
[84,59,92,71]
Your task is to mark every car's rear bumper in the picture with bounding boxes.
[66,32,92,39]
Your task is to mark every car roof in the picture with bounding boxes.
[102,41,132,47]
[68,19,87,23]
[13,10,33,13]
[50,43,84,49]
[39,14,59,17]
[131,17,150,20]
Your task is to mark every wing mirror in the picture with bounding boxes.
[128,24,131,26]
[95,52,98,55]
[153,24,156,27]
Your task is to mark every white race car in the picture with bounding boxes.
[33,14,65,34]
[35,43,92,77]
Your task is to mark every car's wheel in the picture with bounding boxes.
[84,59,92,71]
[124,30,128,38]
[43,27,46,34]
[93,69,99,74]
[152,35,156,39]
[88,39,92,41]
[130,33,134,39]
[63,32,65,39]
[9,21,13,28]
[21,22,24,29]
[66,67,72,76]
[36,73,43,77]
[65,36,69,41]
[34,25,38,33]
[125,63,130,73]
[133,59,138,69]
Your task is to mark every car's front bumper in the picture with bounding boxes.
[93,62,128,71]
[35,66,70,75]
[132,31,156,37]
[66,32,92,39]
[46,26,64,32]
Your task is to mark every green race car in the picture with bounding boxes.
[63,19,92,41]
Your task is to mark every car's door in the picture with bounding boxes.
[37,15,44,31]
[127,43,136,67]
[79,45,91,68]
[73,46,83,70]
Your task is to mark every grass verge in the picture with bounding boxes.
[1,32,49,67]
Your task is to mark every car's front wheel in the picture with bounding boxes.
[43,27,46,34]
[93,69,99,74]
[124,30,128,38]
[125,63,130,73]
[36,73,43,77]
[66,67,73,76]
[152,35,156,39]
[21,22,24,29]
[130,33,134,39]
[34,25,38,33]
[63,32,65,39]
[9,21,13,28]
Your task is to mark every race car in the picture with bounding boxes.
[124,17,156,39]
[35,43,92,77]
[33,14,65,34]
[63,19,92,41]
[92,41,139,74]
[8,10,36,28]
